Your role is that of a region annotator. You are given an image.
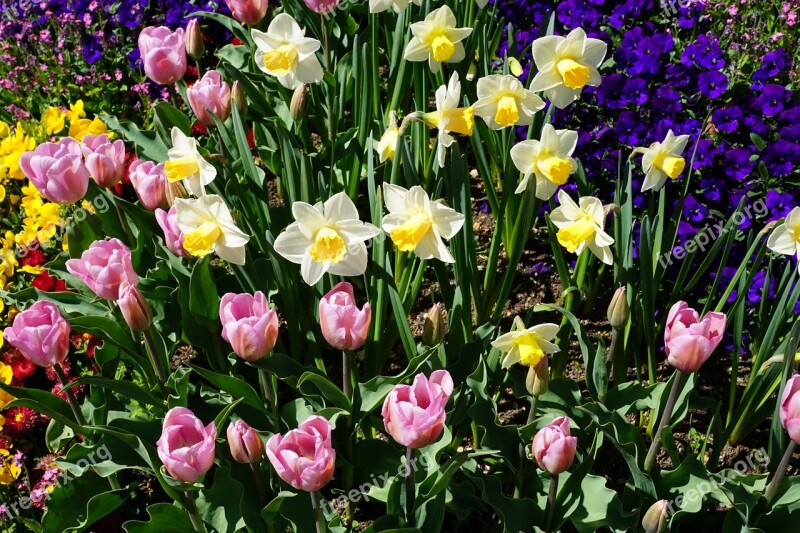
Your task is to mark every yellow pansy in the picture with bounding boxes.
[66,100,86,123]
[69,116,108,141]
[42,107,66,135]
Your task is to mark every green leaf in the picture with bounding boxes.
[189,365,266,413]
[296,372,352,411]
[196,466,247,533]
[123,503,195,533]
[41,472,130,532]
[189,257,221,324]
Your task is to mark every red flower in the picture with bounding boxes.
[20,249,46,267]
[184,65,199,84]
[45,357,72,382]
[247,128,255,149]
[3,407,48,436]
[191,121,209,137]
[86,337,103,358]
[232,37,243,46]
[31,272,67,292]
[51,378,86,401]
[3,349,36,385]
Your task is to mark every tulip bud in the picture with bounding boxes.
[231,81,248,117]
[526,358,549,396]
[607,287,629,329]
[290,84,308,122]
[303,0,338,14]
[227,419,265,464]
[422,303,446,346]
[118,282,153,332]
[642,500,668,533]
[532,416,577,475]
[185,19,205,60]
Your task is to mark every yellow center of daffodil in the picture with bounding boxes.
[536,154,572,185]
[390,212,432,252]
[494,95,519,128]
[653,152,685,179]
[263,44,299,76]
[557,215,596,253]
[309,227,347,264]
[556,58,590,89]
[165,158,200,183]
[428,106,475,136]
[431,33,456,62]
[183,221,221,257]
[515,332,546,367]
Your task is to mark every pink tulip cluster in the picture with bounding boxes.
[382,370,453,449]
[157,407,217,483]
[266,415,336,492]
[219,291,280,361]
[138,26,187,86]
[3,301,71,368]
[664,301,726,373]
[319,282,371,351]
[532,416,577,475]
[780,375,800,445]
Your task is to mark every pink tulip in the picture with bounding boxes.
[80,134,126,188]
[227,419,265,464]
[157,407,217,483]
[780,375,800,445]
[224,0,268,25]
[129,160,169,211]
[304,0,338,14]
[319,282,371,351]
[155,207,190,258]
[138,26,187,85]
[532,416,577,475]
[118,282,152,332]
[266,415,335,492]
[19,138,90,204]
[3,301,70,367]
[66,238,139,300]
[382,370,453,449]
[219,292,279,362]
[187,70,232,126]
[664,301,726,373]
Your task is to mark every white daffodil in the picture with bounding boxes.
[510,124,577,199]
[404,6,472,73]
[381,183,464,263]
[273,192,380,286]
[550,190,614,265]
[638,130,690,192]
[175,194,250,265]
[530,27,607,109]
[252,14,323,90]
[164,127,217,197]
[492,321,560,368]
[376,114,399,163]
[475,75,545,130]
[369,0,420,14]
[422,72,475,168]
[767,207,800,274]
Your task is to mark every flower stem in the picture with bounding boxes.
[765,441,796,504]
[342,350,352,398]
[250,463,268,507]
[184,491,207,533]
[259,368,279,431]
[310,491,326,533]
[321,14,334,144]
[53,363,87,427]
[142,328,169,389]
[543,473,559,533]
[514,395,537,498]
[644,370,685,473]
[406,447,416,527]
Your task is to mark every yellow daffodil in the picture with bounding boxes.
[767,207,800,274]
[474,75,545,130]
[530,28,607,109]
[423,72,475,168]
[637,129,689,192]
[175,194,250,265]
[550,190,614,265]
[42,107,66,135]
[252,14,323,90]
[369,0,420,13]
[404,6,472,73]
[510,123,578,199]
[165,127,217,197]
[381,183,464,263]
[273,192,380,285]
[492,319,560,368]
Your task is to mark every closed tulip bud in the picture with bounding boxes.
[231,81,248,117]
[185,19,205,60]
[187,70,231,126]
[227,419,264,464]
[290,84,308,122]
[642,500,669,533]
[526,358,549,396]
[304,0,338,14]
[138,26,187,86]
[225,0,268,25]
[422,303,446,346]
[532,416,577,475]
[664,301,726,373]
[607,286,629,329]
[319,282,371,351]
[118,282,152,332]
[219,292,280,361]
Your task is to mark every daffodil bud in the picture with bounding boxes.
[525,358,549,396]
[185,19,205,60]
[290,84,308,122]
[508,57,523,77]
[607,287,629,329]
[232,81,248,117]
[422,303,446,346]
[642,500,668,533]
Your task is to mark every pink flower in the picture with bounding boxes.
[157,407,217,483]
[187,70,232,126]
[155,207,190,258]
[780,375,800,445]
[3,301,70,367]
[303,0,338,14]
[219,292,279,362]
[318,282,371,351]
[227,419,265,464]
[129,160,169,211]
[19,138,90,204]
[224,0,268,25]
[266,415,335,492]
[65,238,139,300]
[138,26,187,86]
[381,370,453,449]
[532,416,577,475]
[80,134,126,188]
[664,301,726,373]
[117,282,152,332]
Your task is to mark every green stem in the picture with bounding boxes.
[764,441,796,504]
[644,370,685,473]
[250,463,268,507]
[142,328,169,388]
[342,350,352,398]
[53,363,87,427]
[259,368,279,431]
[609,327,626,387]
[543,473,559,533]
[405,447,416,527]
[184,491,207,533]
[310,491,326,533]
[513,395,537,498]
